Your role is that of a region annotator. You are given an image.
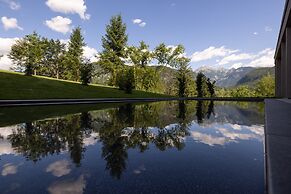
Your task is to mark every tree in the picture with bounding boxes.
[176,57,192,97]
[154,43,185,67]
[41,38,66,79]
[80,60,93,85]
[127,41,152,67]
[99,15,128,86]
[254,74,275,97]
[9,32,44,75]
[117,67,135,93]
[126,41,156,91]
[231,86,255,97]
[64,27,85,81]
[206,78,216,97]
[196,72,209,97]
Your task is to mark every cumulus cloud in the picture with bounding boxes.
[1,0,20,10]
[247,48,275,68]
[191,46,275,69]
[0,37,19,70]
[218,53,254,65]
[0,55,14,70]
[83,46,99,63]
[46,160,71,177]
[45,16,72,34]
[1,16,23,30]
[191,46,238,62]
[230,48,275,68]
[46,0,90,20]
[0,37,18,55]
[132,18,146,27]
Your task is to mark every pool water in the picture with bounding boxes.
[0,101,265,194]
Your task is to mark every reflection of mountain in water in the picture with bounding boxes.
[0,101,264,179]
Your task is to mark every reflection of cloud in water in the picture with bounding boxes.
[48,175,86,194]
[83,132,99,146]
[46,160,71,177]
[1,163,18,176]
[133,164,146,175]
[190,123,264,146]
[0,126,16,156]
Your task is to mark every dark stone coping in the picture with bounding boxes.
[0,97,268,107]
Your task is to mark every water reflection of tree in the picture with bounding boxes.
[8,115,88,166]
[6,101,214,179]
[101,103,193,178]
[196,101,215,124]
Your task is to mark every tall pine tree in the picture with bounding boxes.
[99,15,128,86]
[196,72,209,97]
[64,27,85,81]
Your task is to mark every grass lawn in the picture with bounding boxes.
[0,70,169,100]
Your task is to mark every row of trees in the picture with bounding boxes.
[8,14,273,97]
[8,14,200,96]
[9,28,92,85]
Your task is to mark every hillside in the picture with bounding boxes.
[0,70,168,100]
[236,67,275,86]
[196,66,274,88]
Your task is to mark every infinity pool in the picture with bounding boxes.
[0,101,265,194]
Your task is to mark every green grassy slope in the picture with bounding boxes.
[0,70,168,100]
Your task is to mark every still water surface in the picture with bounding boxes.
[0,101,265,194]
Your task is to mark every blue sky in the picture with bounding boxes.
[0,0,286,70]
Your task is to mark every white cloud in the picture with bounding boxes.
[0,55,14,70]
[248,48,274,68]
[253,32,258,35]
[230,48,275,69]
[265,26,273,32]
[1,16,23,30]
[191,46,238,62]
[83,46,99,63]
[218,53,254,65]
[132,18,146,27]
[0,37,18,55]
[139,22,146,27]
[0,37,19,70]
[45,16,72,34]
[1,0,20,10]
[191,45,275,69]
[46,0,90,20]
[133,19,142,24]
[46,160,71,177]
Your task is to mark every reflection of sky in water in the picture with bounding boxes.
[189,123,264,146]
[0,101,265,194]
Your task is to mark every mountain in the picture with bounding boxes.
[236,67,275,86]
[196,66,254,88]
